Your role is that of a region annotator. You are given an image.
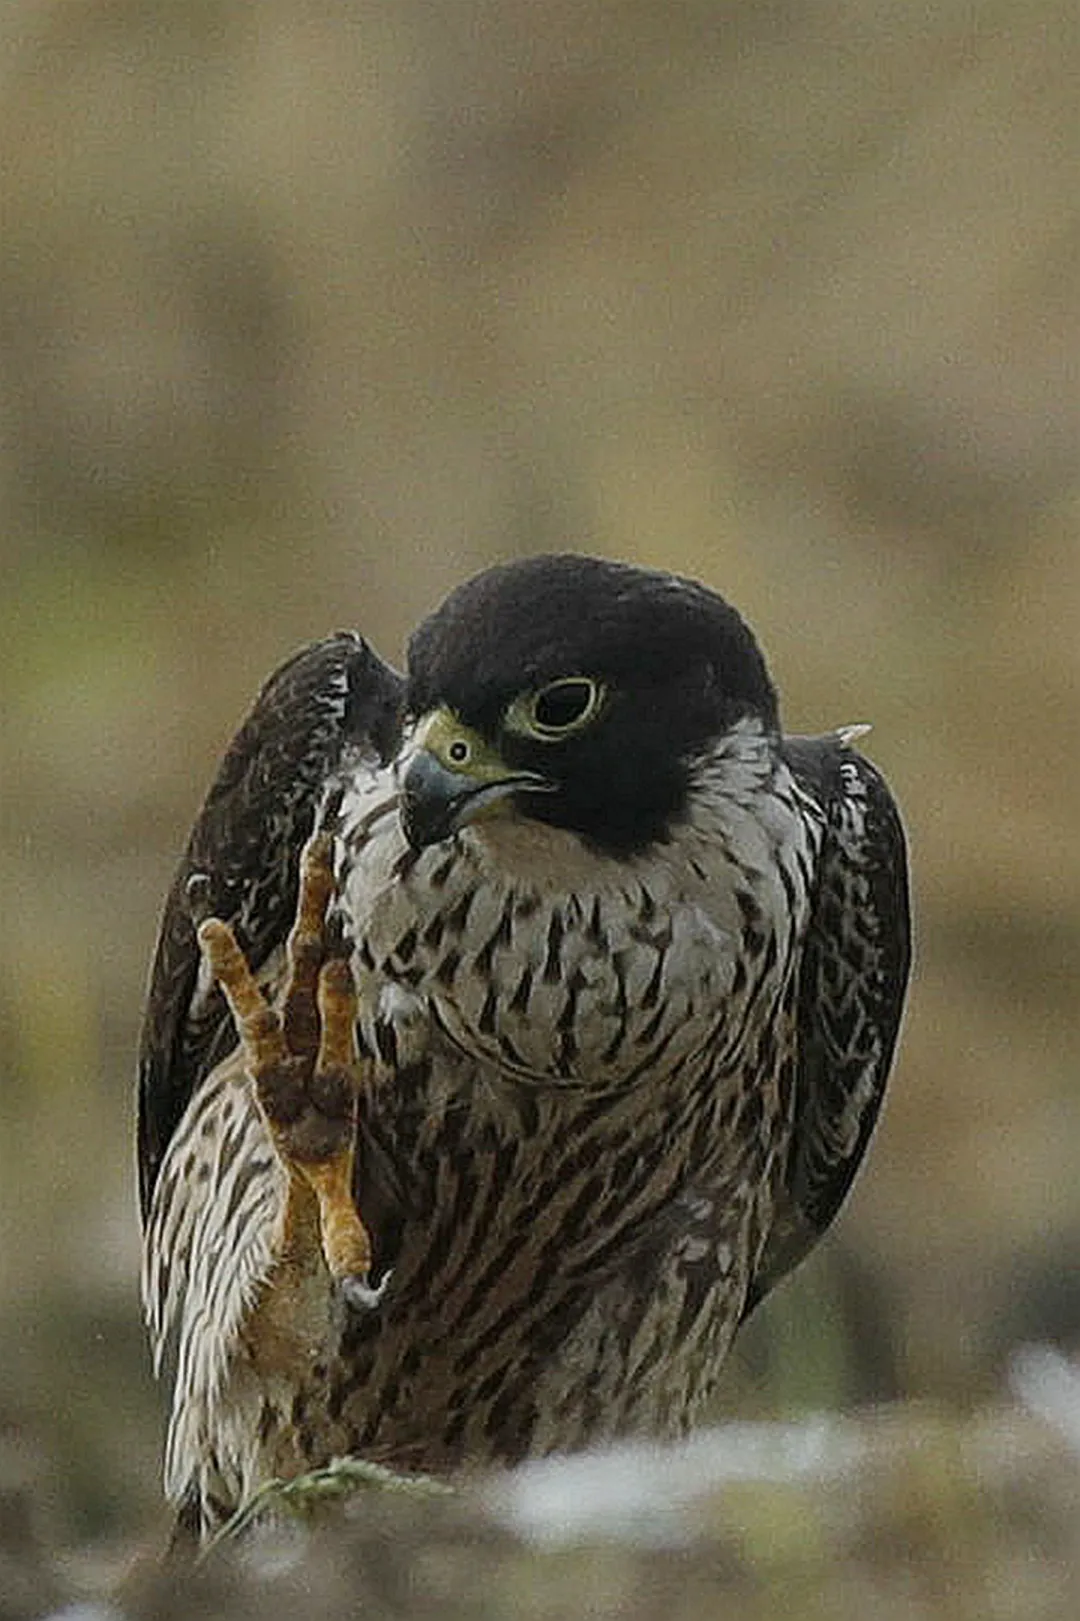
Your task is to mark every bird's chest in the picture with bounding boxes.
[340,819,797,1090]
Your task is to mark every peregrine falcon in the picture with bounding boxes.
[138,554,910,1541]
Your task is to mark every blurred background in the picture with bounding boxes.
[0,0,1077,1570]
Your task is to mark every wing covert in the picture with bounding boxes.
[136,632,404,1221]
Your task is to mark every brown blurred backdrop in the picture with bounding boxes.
[0,0,1077,1557]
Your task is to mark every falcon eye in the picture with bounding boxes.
[506,677,606,741]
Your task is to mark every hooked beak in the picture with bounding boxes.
[400,707,551,850]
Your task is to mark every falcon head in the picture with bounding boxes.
[400,554,779,856]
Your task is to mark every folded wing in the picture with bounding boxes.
[136,633,404,1221]
[746,733,911,1314]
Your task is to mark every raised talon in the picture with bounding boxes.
[195,835,378,1297]
[281,833,337,1055]
[196,918,288,1072]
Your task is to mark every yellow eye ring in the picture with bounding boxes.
[506,677,606,741]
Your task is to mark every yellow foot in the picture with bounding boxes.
[197,833,386,1308]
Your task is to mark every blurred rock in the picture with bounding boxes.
[100,1408,1080,1621]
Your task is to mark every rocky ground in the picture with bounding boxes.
[7,1366,1080,1621]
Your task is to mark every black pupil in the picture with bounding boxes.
[534,681,592,731]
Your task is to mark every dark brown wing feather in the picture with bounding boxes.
[745,734,911,1314]
[136,633,404,1221]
